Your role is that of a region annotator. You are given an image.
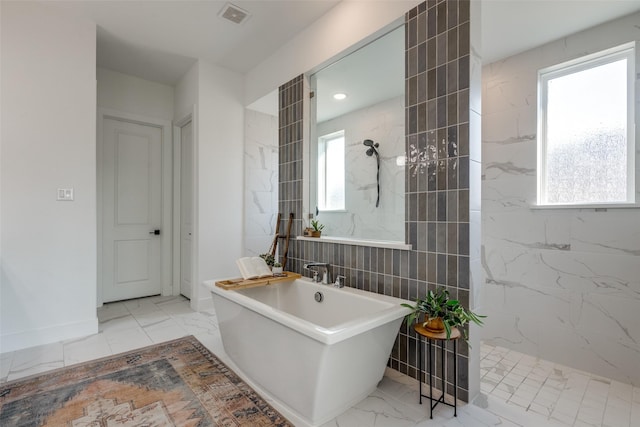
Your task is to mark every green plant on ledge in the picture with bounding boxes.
[310,219,325,232]
[402,288,485,343]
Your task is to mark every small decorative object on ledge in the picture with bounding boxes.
[272,262,283,275]
[305,219,324,237]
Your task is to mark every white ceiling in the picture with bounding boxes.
[42,0,640,87]
[46,0,341,85]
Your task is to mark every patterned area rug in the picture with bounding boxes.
[0,336,292,426]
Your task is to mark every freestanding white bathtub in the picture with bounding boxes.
[204,277,411,426]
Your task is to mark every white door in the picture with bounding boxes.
[102,118,163,302]
[180,120,193,299]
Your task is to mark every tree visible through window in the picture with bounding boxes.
[318,130,345,211]
[538,43,635,205]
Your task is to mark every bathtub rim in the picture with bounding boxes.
[204,277,412,346]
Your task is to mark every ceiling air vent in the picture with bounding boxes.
[219,3,250,25]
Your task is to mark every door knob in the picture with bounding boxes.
[149,229,161,235]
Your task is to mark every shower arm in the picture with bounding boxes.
[375,154,380,208]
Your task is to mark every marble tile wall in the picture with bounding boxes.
[316,96,405,241]
[481,11,640,386]
[244,109,279,257]
[278,0,481,402]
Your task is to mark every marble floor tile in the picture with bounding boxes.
[143,318,189,343]
[147,295,188,305]
[104,326,153,354]
[63,333,112,366]
[478,393,566,427]
[131,309,172,327]
[7,341,64,382]
[172,312,219,336]
[631,403,640,426]
[98,313,139,333]
[2,298,639,427]
[480,342,640,427]
[122,298,164,316]
[96,301,128,322]
[193,331,226,357]
[602,399,631,427]
[0,351,14,382]
[550,411,575,426]
[322,389,425,427]
[158,300,194,316]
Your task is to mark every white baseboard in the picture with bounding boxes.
[1,317,99,353]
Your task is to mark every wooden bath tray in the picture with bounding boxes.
[215,271,301,291]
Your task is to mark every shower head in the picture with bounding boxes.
[363,139,379,148]
[363,139,379,157]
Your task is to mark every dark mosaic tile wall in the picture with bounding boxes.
[278,0,474,402]
[278,75,305,238]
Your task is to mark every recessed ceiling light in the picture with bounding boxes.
[333,93,347,100]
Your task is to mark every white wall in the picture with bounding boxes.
[0,1,3,317]
[174,60,244,309]
[174,63,198,122]
[245,0,421,106]
[97,68,174,121]
[1,2,98,352]
[244,109,279,257]
[482,12,640,385]
[316,96,405,241]
[197,61,244,305]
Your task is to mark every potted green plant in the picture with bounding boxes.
[309,219,324,237]
[272,262,283,275]
[259,253,275,267]
[402,288,485,343]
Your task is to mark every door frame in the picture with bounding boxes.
[97,108,174,306]
[173,107,197,305]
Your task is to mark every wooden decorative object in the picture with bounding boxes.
[414,322,461,341]
[268,213,294,268]
[215,271,301,291]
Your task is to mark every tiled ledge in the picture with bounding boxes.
[296,235,413,250]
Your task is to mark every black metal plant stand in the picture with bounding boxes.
[414,323,461,419]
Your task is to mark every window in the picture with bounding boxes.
[317,130,345,211]
[537,43,635,206]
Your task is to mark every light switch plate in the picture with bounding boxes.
[57,188,74,201]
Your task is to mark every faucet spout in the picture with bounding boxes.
[303,262,332,284]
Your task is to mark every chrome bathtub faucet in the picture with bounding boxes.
[334,275,345,288]
[303,262,332,284]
